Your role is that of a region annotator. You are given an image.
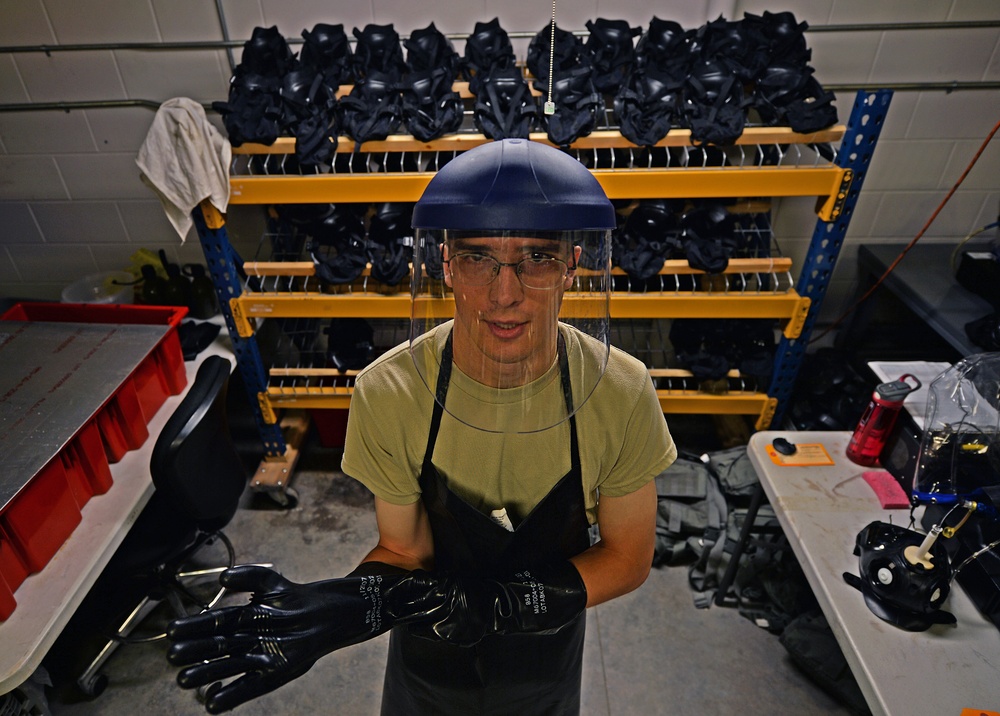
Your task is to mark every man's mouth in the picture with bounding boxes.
[486,320,526,338]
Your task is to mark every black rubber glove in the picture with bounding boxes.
[387,560,588,647]
[167,561,587,713]
[166,562,406,714]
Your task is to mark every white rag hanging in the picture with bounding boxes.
[136,97,232,242]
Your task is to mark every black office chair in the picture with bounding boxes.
[46,355,250,698]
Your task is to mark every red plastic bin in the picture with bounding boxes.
[0,525,28,621]
[0,302,188,621]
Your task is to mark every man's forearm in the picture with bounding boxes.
[570,480,657,607]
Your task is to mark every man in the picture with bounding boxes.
[166,139,675,714]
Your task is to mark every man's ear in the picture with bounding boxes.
[441,242,453,288]
[564,244,583,289]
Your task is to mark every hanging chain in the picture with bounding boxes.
[544,0,556,115]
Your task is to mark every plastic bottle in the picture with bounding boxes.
[846,374,922,466]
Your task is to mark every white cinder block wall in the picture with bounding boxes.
[0,0,998,330]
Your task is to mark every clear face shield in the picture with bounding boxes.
[914,354,1000,513]
[410,228,612,433]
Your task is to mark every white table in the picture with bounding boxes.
[0,332,232,695]
[747,430,1000,715]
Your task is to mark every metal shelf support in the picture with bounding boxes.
[193,202,288,458]
[767,89,894,426]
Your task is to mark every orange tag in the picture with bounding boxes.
[961,709,1000,716]
[766,443,835,467]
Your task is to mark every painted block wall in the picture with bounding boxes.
[0,0,998,331]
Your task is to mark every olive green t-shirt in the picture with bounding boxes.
[341,322,676,525]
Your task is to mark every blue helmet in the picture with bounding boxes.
[410,139,613,434]
[412,138,615,232]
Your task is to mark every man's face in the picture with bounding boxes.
[443,235,580,388]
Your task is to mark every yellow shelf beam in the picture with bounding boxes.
[229,166,849,212]
[242,257,794,278]
[230,291,808,338]
[232,126,846,155]
[228,127,849,216]
[259,387,776,429]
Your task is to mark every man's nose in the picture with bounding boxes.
[490,262,523,305]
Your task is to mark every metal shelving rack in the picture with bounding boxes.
[193,89,890,495]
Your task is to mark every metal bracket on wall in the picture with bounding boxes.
[767,89,895,427]
[783,296,812,339]
[815,168,853,222]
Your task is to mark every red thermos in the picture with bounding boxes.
[846,374,922,466]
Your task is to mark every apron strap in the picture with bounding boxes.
[421,331,452,476]
[556,332,581,474]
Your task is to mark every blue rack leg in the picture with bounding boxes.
[192,206,288,459]
[768,89,894,427]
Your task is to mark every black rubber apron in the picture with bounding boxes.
[381,333,591,715]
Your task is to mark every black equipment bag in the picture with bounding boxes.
[584,18,641,94]
[613,66,682,147]
[239,25,296,77]
[300,23,353,86]
[306,204,369,287]
[213,68,283,147]
[279,68,338,168]
[681,59,749,147]
[462,18,517,96]
[401,67,464,142]
[325,318,376,371]
[212,26,296,146]
[540,67,605,148]
[634,17,692,77]
[526,23,586,91]
[352,23,407,81]
[693,15,769,84]
[339,71,404,147]
[367,202,414,286]
[754,63,838,133]
[614,199,684,282]
[404,22,460,77]
[680,202,742,273]
[473,65,539,140]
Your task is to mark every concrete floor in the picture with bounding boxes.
[39,439,856,716]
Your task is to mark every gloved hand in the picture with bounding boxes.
[166,563,406,714]
[166,561,587,713]
[387,560,588,647]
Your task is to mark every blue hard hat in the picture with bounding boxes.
[411,138,615,232]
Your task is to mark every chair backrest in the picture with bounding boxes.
[150,355,247,528]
